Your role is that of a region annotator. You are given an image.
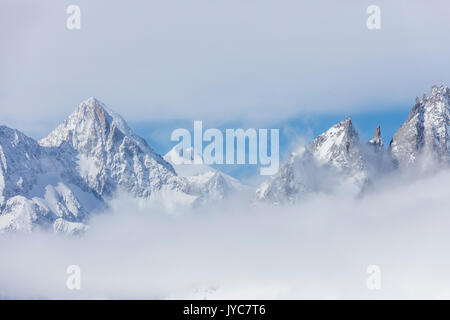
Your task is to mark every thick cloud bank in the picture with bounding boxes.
[2,168,450,299]
[3,0,450,137]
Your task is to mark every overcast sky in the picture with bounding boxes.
[1,0,450,139]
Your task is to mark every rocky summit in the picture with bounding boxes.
[2,86,450,228]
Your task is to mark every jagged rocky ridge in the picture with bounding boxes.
[0,125,104,233]
[257,85,450,204]
[390,85,450,170]
[39,98,187,198]
[256,116,378,203]
[2,85,450,228]
[0,98,194,233]
[0,97,250,232]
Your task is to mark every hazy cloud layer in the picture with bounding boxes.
[2,168,450,299]
[2,0,450,137]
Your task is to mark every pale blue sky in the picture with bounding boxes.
[131,106,410,181]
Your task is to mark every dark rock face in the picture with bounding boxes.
[369,126,383,150]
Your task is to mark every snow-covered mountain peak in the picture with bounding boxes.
[39,98,182,198]
[315,116,356,142]
[390,85,450,169]
[77,97,160,157]
[39,97,108,148]
[421,85,450,113]
[40,97,165,162]
[0,125,39,150]
[429,84,449,98]
[309,116,360,170]
[257,117,368,204]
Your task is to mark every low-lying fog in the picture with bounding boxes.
[2,168,450,299]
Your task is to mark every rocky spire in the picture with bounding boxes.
[369,126,383,148]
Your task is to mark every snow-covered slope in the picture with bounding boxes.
[257,117,370,204]
[165,145,251,204]
[0,126,103,233]
[310,116,366,185]
[40,97,187,198]
[1,97,197,233]
[4,85,450,230]
[390,85,450,170]
[0,126,42,206]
